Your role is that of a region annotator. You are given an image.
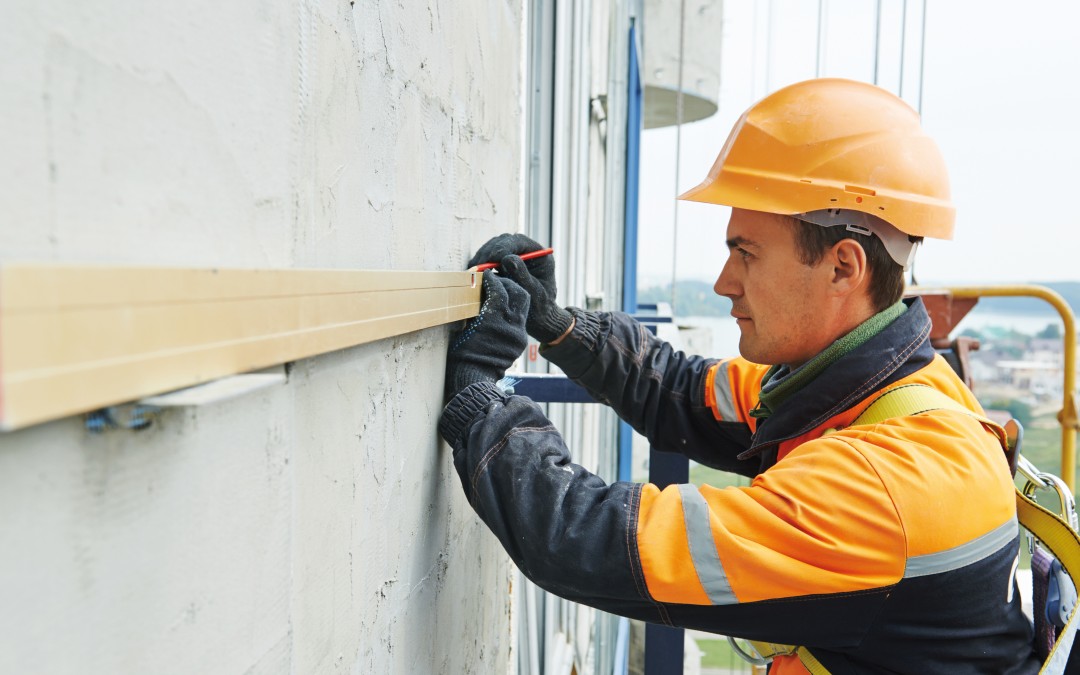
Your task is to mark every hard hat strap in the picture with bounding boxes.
[795,209,918,270]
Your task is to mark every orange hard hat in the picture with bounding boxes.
[678,78,954,240]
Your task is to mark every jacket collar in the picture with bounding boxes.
[738,296,935,461]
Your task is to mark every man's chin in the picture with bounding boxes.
[737,338,776,367]
[736,339,757,364]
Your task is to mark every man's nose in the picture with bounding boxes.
[713,258,738,298]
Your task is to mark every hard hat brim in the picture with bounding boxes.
[677,166,955,241]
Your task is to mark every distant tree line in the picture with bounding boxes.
[637,280,732,317]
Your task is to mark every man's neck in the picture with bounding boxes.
[754,300,909,418]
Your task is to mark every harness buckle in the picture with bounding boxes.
[729,636,801,665]
[727,637,771,666]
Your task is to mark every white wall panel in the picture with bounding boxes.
[0,1,524,673]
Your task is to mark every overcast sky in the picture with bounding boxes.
[637,0,1080,288]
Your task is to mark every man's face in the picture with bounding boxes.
[713,208,835,368]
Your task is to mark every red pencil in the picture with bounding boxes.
[473,248,554,272]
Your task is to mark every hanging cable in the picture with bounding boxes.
[899,0,908,99]
[910,0,927,289]
[764,0,773,93]
[873,0,882,85]
[917,0,928,115]
[670,0,687,314]
[815,0,826,77]
[750,2,758,93]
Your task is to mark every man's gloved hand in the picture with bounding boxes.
[444,270,530,402]
[468,233,574,344]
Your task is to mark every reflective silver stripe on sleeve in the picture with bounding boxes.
[678,484,738,605]
[712,361,738,421]
[903,517,1019,579]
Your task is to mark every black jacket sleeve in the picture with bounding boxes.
[439,381,670,623]
[437,383,893,643]
[540,309,756,476]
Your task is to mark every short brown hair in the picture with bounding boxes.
[790,218,914,312]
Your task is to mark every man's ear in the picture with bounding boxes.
[829,239,869,294]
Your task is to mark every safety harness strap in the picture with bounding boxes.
[744,384,1080,675]
[850,383,1009,443]
[1017,491,1080,674]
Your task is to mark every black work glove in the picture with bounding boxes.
[444,270,530,402]
[468,233,574,344]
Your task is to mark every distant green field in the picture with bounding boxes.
[1016,413,1068,477]
[695,637,754,671]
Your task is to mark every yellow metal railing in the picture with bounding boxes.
[913,285,1079,492]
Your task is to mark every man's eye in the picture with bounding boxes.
[737,247,752,259]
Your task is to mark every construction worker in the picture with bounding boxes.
[440,79,1043,673]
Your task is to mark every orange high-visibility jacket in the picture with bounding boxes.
[438,298,1039,674]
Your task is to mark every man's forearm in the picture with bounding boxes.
[539,310,748,462]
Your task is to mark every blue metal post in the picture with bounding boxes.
[645,625,686,675]
[644,446,689,675]
[625,20,690,675]
[616,25,645,674]
[619,21,644,486]
[623,21,642,323]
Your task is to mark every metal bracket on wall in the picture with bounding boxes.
[0,264,480,431]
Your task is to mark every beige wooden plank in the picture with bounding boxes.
[7,286,476,369]
[0,265,480,430]
[0,264,476,310]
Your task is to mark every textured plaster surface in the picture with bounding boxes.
[0,1,521,672]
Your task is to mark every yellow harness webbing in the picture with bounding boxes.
[746,384,1080,675]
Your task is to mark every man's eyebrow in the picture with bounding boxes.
[726,236,759,249]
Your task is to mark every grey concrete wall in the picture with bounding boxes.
[0,1,523,673]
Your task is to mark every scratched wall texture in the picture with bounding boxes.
[0,1,521,672]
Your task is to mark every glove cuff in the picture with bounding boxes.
[446,364,497,403]
[439,381,508,450]
[529,305,575,345]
